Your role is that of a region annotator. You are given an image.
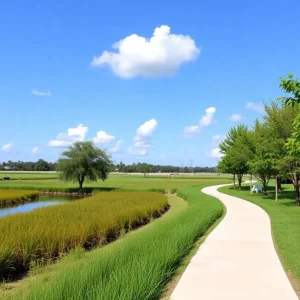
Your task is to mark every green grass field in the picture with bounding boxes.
[0,173,232,192]
[0,172,58,180]
[219,183,300,294]
[0,191,167,280]
[1,185,223,300]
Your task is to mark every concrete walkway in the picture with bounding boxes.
[171,184,298,300]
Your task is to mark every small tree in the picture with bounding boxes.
[218,124,254,189]
[34,159,50,171]
[56,141,112,190]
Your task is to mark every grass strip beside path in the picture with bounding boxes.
[219,184,300,296]
[1,185,223,300]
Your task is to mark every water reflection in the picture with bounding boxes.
[0,196,73,218]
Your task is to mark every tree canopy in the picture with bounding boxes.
[56,141,112,190]
[219,73,300,204]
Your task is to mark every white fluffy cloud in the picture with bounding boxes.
[229,114,243,122]
[1,143,13,152]
[128,141,150,156]
[184,107,216,137]
[128,119,158,156]
[93,131,115,144]
[48,124,88,147]
[110,140,124,153]
[246,102,264,113]
[206,135,225,160]
[32,89,51,97]
[32,146,40,154]
[134,119,158,142]
[207,148,224,159]
[91,25,200,78]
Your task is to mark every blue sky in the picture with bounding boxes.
[0,0,299,166]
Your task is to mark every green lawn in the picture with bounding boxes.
[1,185,223,300]
[219,183,300,294]
[0,173,232,192]
[0,172,58,180]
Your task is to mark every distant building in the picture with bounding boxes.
[4,166,11,170]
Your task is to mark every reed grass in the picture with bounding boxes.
[0,191,167,279]
[0,190,39,207]
[4,185,223,300]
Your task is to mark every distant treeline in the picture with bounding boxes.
[114,162,217,174]
[0,160,57,171]
[0,160,217,174]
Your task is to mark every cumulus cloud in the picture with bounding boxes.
[32,89,52,97]
[128,141,150,156]
[134,119,158,142]
[128,119,158,156]
[48,124,88,147]
[184,107,216,137]
[93,131,115,144]
[206,135,225,160]
[32,146,40,154]
[1,143,13,152]
[229,114,243,122]
[91,25,200,78]
[110,140,124,153]
[207,148,224,159]
[246,102,264,113]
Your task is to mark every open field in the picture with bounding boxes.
[1,185,223,300]
[219,183,300,295]
[0,191,167,279]
[0,190,39,206]
[0,172,58,180]
[0,173,232,192]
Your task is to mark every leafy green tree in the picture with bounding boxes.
[34,159,50,171]
[219,125,249,154]
[278,73,300,106]
[278,74,300,203]
[56,141,112,190]
[139,163,152,177]
[263,102,300,200]
[218,125,254,188]
[247,121,277,196]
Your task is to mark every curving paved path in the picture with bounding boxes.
[171,184,298,300]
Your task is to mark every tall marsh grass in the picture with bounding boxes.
[13,186,223,300]
[0,190,39,206]
[0,191,167,279]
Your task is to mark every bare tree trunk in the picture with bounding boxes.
[295,182,300,205]
[262,177,268,196]
[277,177,282,192]
[275,175,278,202]
[291,172,300,205]
[233,174,236,189]
[237,174,243,189]
[78,180,84,190]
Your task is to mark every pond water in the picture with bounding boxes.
[0,196,74,218]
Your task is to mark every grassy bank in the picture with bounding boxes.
[219,184,300,294]
[0,191,167,279]
[0,190,39,206]
[1,185,223,300]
